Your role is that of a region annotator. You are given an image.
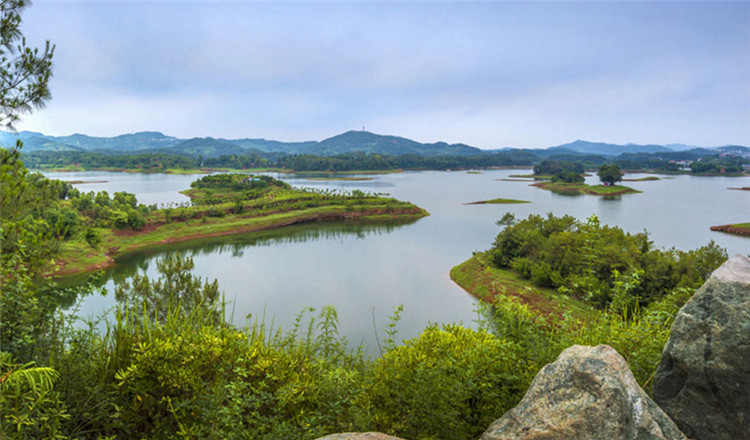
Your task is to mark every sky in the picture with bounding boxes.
[14,1,750,149]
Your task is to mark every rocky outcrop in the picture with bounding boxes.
[315,433,405,440]
[481,345,685,440]
[653,254,750,440]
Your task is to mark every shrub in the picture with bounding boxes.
[363,324,525,440]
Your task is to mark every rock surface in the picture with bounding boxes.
[653,254,750,440]
[315,433,405,440]
[481,344,685,440]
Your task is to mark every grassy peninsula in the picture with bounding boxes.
[51,173,427,276]
[464,198,530,205]
[710,222,750,237]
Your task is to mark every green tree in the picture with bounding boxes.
[1,0,55,130]
[551,169,585,183]
[597,163,623,186]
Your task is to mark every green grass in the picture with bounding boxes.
[464,198,530,205]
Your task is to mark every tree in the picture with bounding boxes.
[1,0,54,131]
[597,163,623,186]
[551,170,585,183]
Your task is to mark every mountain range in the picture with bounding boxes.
[1,130,746,158]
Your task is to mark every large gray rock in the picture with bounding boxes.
[315,433,405,440]
[653,254,750,440]
[481,345,685,440]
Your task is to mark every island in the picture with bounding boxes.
[710,223,750,237]
[51,173,427,276]
[464,198,530,205]
[530,181,640,196]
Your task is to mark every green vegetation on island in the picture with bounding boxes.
[529,163,640,196]
[710,222,750,237]
[464,198,530,205]
[48,172,427,275]
[305,176,375,181]
[623,176,660,182]
[451,212,727,391]
[469,213,726,309]
[531,181,640,196]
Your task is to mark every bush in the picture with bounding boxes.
[84,227,102,248]
[364,324,525,440]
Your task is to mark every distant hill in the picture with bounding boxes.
[547,140,671,156]
[3,129,747,158]
[153,137,259,158]
[56,131,182,151]
[0,131,82,152]
[301,131,484,156]
[226,138,318,154]
[1,130,485,157]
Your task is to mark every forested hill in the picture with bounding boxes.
[1,129,747,158]
[0,130,484,157]
[547,140,671,156]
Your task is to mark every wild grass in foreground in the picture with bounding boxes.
[2,253,688,440]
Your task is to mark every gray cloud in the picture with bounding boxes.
[17,1,750,148]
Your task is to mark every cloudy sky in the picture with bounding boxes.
[15,1,750,149]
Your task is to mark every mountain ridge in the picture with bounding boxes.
[1,130,746,158]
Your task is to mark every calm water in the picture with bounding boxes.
[45,170,749,350]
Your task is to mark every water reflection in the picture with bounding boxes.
[58,220,416,293]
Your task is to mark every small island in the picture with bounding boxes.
[464,198,530,205]
[305,176,374,181]
[710,223,750,237]
[622,176,660,182]
[51,174,427,276]
[531,181,640,196]
[528,161,640,196]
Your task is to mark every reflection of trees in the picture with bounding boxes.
[59,220,415,293]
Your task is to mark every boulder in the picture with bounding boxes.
[315,433,406,440]
[653,254,750,440]
[481,345,685,440]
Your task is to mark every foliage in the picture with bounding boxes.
[490,213,726,308]
[0,352,69,440]
[190,173,287,191]
[597,163,624,185]
[68,189,150,231]
[551,169,585,183]
[0,0,55,130]
[533,159,584,176]
[689,157,745,174]
[364,324,526,440]
[480,290,678,392]
[1,147,73,267]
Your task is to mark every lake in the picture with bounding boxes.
[45,169,749,352]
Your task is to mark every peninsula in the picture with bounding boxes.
[51,174,427,276]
